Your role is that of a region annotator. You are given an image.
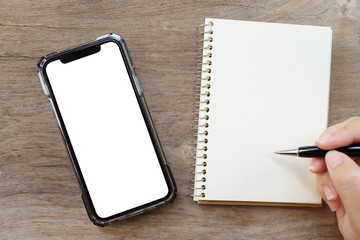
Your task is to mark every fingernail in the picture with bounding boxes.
[326,151,344,169]
[308,159,315,172]
[326,200,338,212]
[323,185,335,201]
[316,134,330,144]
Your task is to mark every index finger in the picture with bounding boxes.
[316,117,360,150]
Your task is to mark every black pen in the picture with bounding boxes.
[275,145,360,158]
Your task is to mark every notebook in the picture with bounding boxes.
[192,18,332,206]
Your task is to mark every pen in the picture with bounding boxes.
[275,145,360,158]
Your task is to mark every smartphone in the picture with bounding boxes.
[37,33,176,226]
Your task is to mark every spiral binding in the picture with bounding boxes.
[191,21,213,199]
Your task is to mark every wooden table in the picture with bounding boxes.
[1,1,359,239]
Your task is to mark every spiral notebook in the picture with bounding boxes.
[192,18,332,206]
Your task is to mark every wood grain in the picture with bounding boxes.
[1,0,359,239]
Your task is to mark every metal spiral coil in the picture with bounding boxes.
[191,21,213,199]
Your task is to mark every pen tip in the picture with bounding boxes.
[274,149,298,156]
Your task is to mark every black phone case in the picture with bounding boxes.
[37,33,176,226]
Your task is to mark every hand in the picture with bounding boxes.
[308,117,360,240]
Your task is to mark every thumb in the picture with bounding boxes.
[325,150,360,211]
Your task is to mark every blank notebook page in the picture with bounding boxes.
[193,18,332,205]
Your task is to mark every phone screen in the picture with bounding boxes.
[45,41,169,219]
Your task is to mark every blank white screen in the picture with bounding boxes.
[46,42,169,218]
